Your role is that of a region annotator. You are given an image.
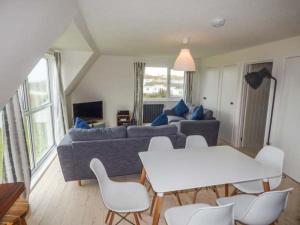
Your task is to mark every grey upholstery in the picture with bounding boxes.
[57,125,186,182]
[69,126,127,141]
[164,108,219,146]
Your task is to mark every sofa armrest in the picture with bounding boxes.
[57,135,75,181]
[179,120,220,146]
[163,109,176,116]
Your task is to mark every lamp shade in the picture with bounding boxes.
[173,48,196,71]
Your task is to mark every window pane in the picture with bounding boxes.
[31,107,54,162]
[27,58,50,108]
[143,67,168,98]
[0,111,4,181]
[170,70,184,98]
[24,116,34,169]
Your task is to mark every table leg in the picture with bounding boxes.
[225,184,229,197]
[263,179,271,192]
[140,167,146,185]
[152,193,164,225]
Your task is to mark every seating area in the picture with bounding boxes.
[86,135,292,225]
[1,1,300,225]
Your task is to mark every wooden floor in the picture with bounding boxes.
[27,157,300,225]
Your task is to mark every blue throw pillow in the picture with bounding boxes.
[74,117,90,129]
[172,99,189,117]
[192,105,204,120]
[151,113,168,126]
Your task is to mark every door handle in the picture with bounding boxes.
[203,97,207,100]
[230,102,234,105]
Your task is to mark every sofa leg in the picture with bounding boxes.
[78,180,82,186]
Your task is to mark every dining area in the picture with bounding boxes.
[90,135,292,225]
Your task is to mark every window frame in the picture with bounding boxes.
[21,56,56,173]
[143,67,185,102]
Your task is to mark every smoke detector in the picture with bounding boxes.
[211,17,226,28]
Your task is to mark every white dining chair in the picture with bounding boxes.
[165,203,234,225]
[233,145,284,194]
[184,135,219,203]
[148,136,174,151]
[217,188,293,225]
[185,135,208,149]
[144,136,181,214]
[90,158,150,225]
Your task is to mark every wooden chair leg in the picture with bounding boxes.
[78,180,82,186]
[174,192,182,205]
[150,193,157,216]
[133,213,140,225]
[20,218,27,225]
[193,188,199,204]
[137,212,142,220]
[147,184,152,192]
[105,210,112,224]
[108,212,114,225]
[212,186,220,198]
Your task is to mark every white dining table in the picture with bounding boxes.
[139,145,281,225]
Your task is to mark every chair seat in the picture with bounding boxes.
[102,181,150,213]
[233,180,265,194]
[216,194,257,220]
[165,203,210,225]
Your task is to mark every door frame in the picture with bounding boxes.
[237,59,274,148]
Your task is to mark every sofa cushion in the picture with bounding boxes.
[172,99,189,116]
[74,117,90,129]
[127,125,178,138]
[167,115,185,123]
[69,126,127,141]
[151,113,168,126]
[192,105,204,120]
[203,109,213,120]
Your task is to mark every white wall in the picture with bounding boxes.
[197,35,300,181]
[61,50,93,90]
[0,0,78,108]
[70,55,195,126]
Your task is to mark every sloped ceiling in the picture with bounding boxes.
[0,0,79,108]
[78,0,300,57]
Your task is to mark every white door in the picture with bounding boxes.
[199,68,220,117]
[219,65,239,144]
[278,56,300,182]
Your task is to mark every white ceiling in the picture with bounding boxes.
[78,0,300,58]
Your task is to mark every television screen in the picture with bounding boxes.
[73,101,103,122]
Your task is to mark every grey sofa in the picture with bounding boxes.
[57,125,186,182]
[164,108,220,146]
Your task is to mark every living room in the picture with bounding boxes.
[1,0,300,225]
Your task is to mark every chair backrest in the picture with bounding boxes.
[90,158,112,207]
[187,204,234,225]
[185,135,208,149]
[148,136,174,152]
[242,188,293,225]
[255,145,284,189]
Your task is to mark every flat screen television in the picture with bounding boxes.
[73,101,103,123]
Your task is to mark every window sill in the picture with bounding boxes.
[144,98,181,102]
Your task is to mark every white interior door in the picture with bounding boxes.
[199,68,220,117]
[219,65,239,144]
[278,56,300,182]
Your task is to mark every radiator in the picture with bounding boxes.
[143,104,164,123]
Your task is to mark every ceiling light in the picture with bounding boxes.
[211,17,226,28]
[173,38,196,72]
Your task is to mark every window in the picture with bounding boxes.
[143,67,184,99]
[21,58,55,171]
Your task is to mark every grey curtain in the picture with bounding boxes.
[2,93,31,198]
[133,62,146,125]
[54,52,68,141]
[184,71,194,105]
